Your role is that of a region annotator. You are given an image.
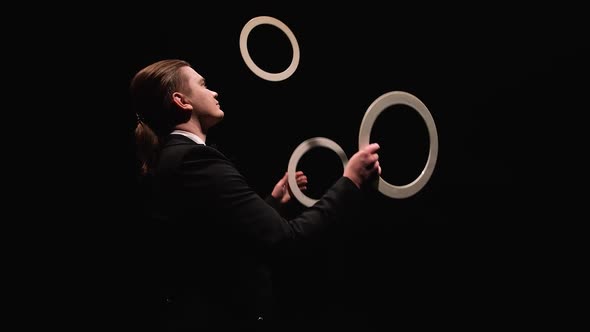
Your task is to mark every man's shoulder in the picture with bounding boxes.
[161,135,227,163]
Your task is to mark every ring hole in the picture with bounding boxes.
[297,147,344,199]
[371,104,430,186]
[247,24,293,73]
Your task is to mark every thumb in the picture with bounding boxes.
[277,172,288,187]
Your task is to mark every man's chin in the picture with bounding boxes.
[210,114,224,126]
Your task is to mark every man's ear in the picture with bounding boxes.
[172,92,193,110]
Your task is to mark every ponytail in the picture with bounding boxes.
[135,114,159,177]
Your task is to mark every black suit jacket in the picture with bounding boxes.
[142,134,364,331]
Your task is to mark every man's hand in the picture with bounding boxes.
[271,171,308,204]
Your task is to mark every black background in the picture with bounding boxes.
[42,2,587,330]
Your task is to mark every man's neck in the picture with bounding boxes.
[174,122,206,143]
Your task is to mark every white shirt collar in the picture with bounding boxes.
[170,129,206,145]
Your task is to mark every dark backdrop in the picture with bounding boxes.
[66,2,588,330]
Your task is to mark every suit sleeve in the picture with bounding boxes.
[264,195,281,212]
[178,146,364,250]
